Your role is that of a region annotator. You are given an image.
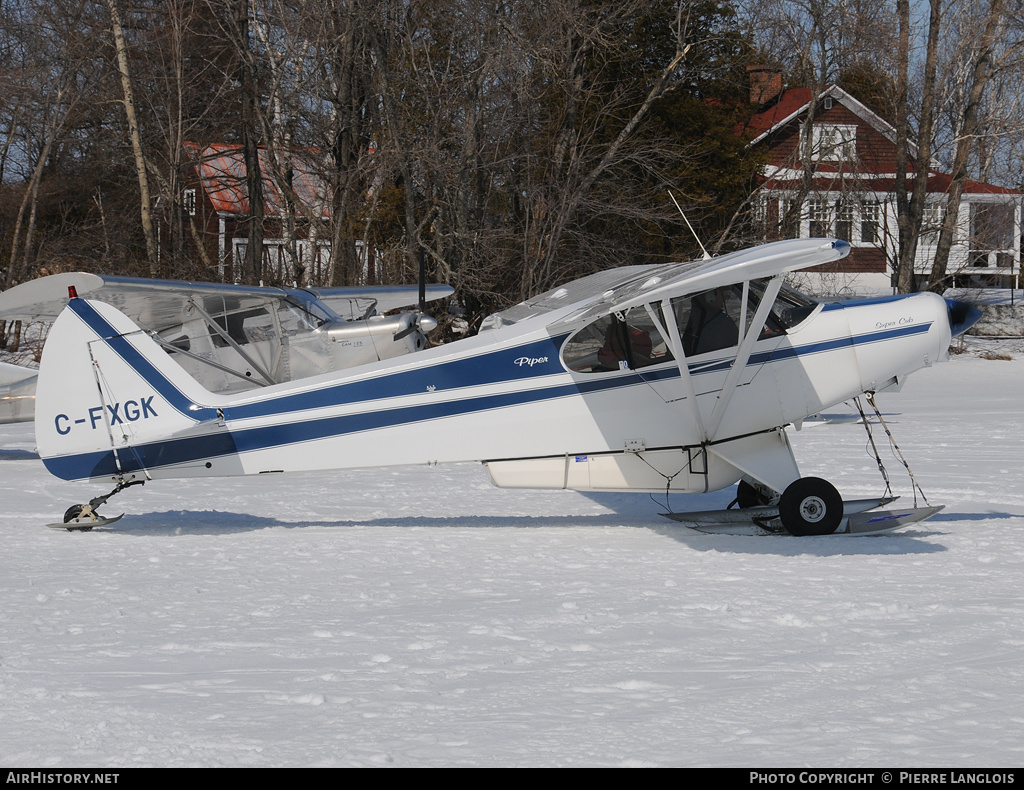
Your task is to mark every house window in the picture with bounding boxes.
[921,204,946,247]
[183,188,196,216]
[811,124,857,162]
[835,202,854,243]
[970,203,1015,270]
[754,195,802,240]
[753,193,769,233]
[971,203,1014,251]
[809,198,831,237]
[861,201,880,244]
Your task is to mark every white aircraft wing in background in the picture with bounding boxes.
[0,273,454,421]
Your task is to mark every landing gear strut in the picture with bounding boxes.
[57,479,145,531]
[735,479,780,509]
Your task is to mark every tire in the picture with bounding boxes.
[63,504,84,523]
[778,477,843,536]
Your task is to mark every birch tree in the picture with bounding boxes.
[927,0,1018,291]
[105,0,158,275]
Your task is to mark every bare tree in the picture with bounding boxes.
[927,0,1017,290]
[892,0,942,293]
[0,0,760,322]
[105,0,158,275]
[3,0,99,287]
[133,0,235,278]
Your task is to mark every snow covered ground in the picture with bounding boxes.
[2,340,1024,767]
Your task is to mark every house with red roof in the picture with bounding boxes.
[183,143,357,285]
[740,69,1022,292]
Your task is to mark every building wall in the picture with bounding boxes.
[762,102,905,174]
[753,95,1021,292]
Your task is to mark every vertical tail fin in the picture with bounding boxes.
[35,298,223,481]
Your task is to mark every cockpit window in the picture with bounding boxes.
[675,287,744,357]
[749,279,818,332]
[776,282,819,328]
[564,280,820,371]
[211,307,271,347]
[563,306,674,373]
[670,280,817,358]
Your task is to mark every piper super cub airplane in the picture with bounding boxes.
[14,238,981,535]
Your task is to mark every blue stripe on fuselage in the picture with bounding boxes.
[749,321,932,365]
[69,297,574,419]
[819,294,917,311]
[42,376,608,479]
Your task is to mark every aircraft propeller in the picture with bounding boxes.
[945,298,984,337]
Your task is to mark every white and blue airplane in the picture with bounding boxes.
[13,239,981,535]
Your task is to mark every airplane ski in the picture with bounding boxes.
[47,514,124,532]
[662,496,897,524]
[667,500,943,536]
[841,504,944,535]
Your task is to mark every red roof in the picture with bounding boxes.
[741,87,1021,196]
[738,87,818,139]
[186,143,331,217]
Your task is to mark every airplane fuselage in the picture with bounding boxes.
[35,283,952,498]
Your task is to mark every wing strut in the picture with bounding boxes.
[186,298,278,386]
[704,276,784,441]
[150,334,272,387]
[656,298,708,440]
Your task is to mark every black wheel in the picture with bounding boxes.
[63,504,85,523]
[736,480,780,508]
[778,477,843,536]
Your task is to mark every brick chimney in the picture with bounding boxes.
[747,65,783,105]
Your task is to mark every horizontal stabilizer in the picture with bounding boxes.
[0,361,36,424]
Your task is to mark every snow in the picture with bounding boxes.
[2,341,1024,767]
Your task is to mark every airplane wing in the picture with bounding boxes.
[305,285,454,317]
[0,360,36,387]
[0,273,296,329]
[480,265,663,330]
[547,239,849,330]
[0,274,453,330]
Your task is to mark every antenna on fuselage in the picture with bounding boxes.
[668,190,711,260]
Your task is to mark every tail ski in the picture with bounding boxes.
[35,297,224,481]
